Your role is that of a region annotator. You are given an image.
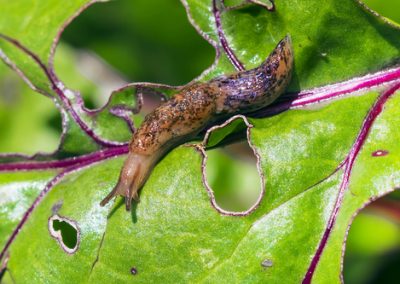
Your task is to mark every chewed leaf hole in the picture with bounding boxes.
[52,220,77,249]
[344,193,400,282]
[205,141,262,213]
[48,215,80,254]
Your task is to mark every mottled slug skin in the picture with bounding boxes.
[101,35,293,210]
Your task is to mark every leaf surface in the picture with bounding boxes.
[0,0,400,283]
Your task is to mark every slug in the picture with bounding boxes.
[100,35,293,210]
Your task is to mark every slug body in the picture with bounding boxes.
[100,36,293,210]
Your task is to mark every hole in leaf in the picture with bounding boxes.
[46,111,63,135]
[205,141,262,212]
[344,191,400,283]
[200,115,263,215]
[48,215,80,254]
[140,88,167,114]
[81,96,97,110]
[52,220,77,249]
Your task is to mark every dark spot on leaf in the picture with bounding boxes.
[48,215,80,254]
[51,200,63,214]
[130,267,138,275]
[261,259,273,268]
[371,150,389,157]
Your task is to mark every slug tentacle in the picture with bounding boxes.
[100,153,157,210]
[100,35,293,210]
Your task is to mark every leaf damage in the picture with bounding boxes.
[0,0,400,282]
[48,214,80,254]
[195,115,265,216]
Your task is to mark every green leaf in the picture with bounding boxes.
[0,0,140,155]
[1,0,400,283]
[6,160,115,283]
[0,170,56,248]
[185,0,400,87]
[0,64,60,155]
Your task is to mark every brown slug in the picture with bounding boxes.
[100,35,293,210]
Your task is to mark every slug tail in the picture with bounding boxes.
[261,34,293,80]
[214,34,294,114]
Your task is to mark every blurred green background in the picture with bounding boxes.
[0,0,399,283]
